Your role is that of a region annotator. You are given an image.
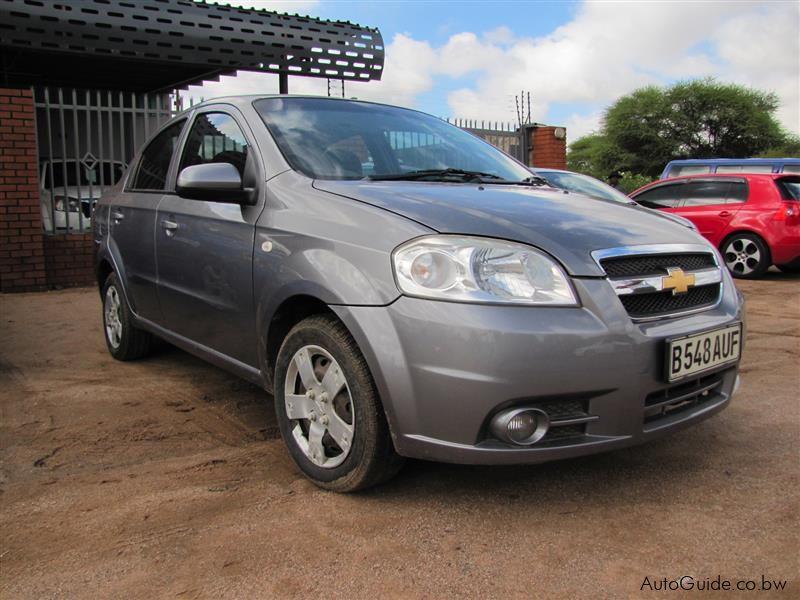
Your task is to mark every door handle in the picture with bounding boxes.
[162,219,178,236]
[111,211,124,224]
[718,210,733,217]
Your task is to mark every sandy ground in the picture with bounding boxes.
[1,273,798,599]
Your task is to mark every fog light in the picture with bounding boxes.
[489,408,550,446]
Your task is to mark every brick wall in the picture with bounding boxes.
[530,125,567,170]
[0,88,47,292]
[43,233,95,288]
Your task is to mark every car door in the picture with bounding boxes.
[155,108,262,366]
[109,119,187,320]
[673,179,745,246]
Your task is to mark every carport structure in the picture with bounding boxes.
[0,0,385,291]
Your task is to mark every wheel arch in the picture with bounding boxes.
[96,258,114,295]
[261,293,342,389]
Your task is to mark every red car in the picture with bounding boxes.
[631,174,800,278]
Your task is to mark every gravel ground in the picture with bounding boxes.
[1,273,798,598]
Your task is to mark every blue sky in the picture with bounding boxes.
[192,1,800,142]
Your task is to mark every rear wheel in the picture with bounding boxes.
[102,273,153,360]
[274,314,402,492]
[721,233,771,279]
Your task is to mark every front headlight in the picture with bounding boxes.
[392,235,578,305]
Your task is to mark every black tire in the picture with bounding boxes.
[274,314,403,492]
[777,264,800,274]
[101,273,153,361]
[720,233,771,279]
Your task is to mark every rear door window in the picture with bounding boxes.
[727,181,748,203]
[683,181,731,206]
[633,183,685,208]
[130,119,186,191]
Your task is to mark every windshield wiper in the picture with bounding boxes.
[368,168,506,182]
[520,175,549,186]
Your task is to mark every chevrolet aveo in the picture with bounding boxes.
[95,96,744,491]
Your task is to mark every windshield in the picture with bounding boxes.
[536,170,633,204]
[254,97,532,182]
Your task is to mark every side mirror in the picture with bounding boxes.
[176,163,256,204]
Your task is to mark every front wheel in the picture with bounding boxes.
[274,314,403,492]
[721,233,771,279]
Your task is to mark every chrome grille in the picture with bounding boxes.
[592,244,723,320]
[601,253,716,277]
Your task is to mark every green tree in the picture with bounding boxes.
[569,79,791,179]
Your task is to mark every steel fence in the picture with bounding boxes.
[34,87,175,234]
[446,117,527,163]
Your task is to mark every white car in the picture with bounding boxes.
[40,159,126,232]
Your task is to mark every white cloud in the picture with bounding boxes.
[442,1,799,136]
[563,111,603,143]
[188,0,800,138]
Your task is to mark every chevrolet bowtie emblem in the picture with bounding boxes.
[662,267,696,295]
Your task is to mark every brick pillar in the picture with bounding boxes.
[530,125,567,170]
[0,88,46,292]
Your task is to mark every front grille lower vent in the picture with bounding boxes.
[620,284,721,318]
[644,371,727,424]
[533,398,593,445]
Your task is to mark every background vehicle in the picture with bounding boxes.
[95,96,743,492]
[631,174,800,278]
[40,159,126,232]
[532,167,698,231]
[661,158,800,179]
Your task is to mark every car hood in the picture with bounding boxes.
[313,180,706,277]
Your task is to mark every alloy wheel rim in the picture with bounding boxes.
[724,238,761,275]
[284,345,354,469]
[104,286,123,349]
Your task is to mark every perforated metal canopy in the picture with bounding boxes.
[0,0,385,92]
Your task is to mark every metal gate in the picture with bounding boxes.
[34,87,175,234]
[446,118,528,164]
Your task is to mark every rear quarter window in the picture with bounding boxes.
[775,177,800,200]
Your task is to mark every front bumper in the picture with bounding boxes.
[333,275,744,465]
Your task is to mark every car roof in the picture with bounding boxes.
[665,158,800,164]
[179,94,432,116]
[658,173,790,183]
[630,172,799,195]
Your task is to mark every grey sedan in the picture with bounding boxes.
[94,96,744,491]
